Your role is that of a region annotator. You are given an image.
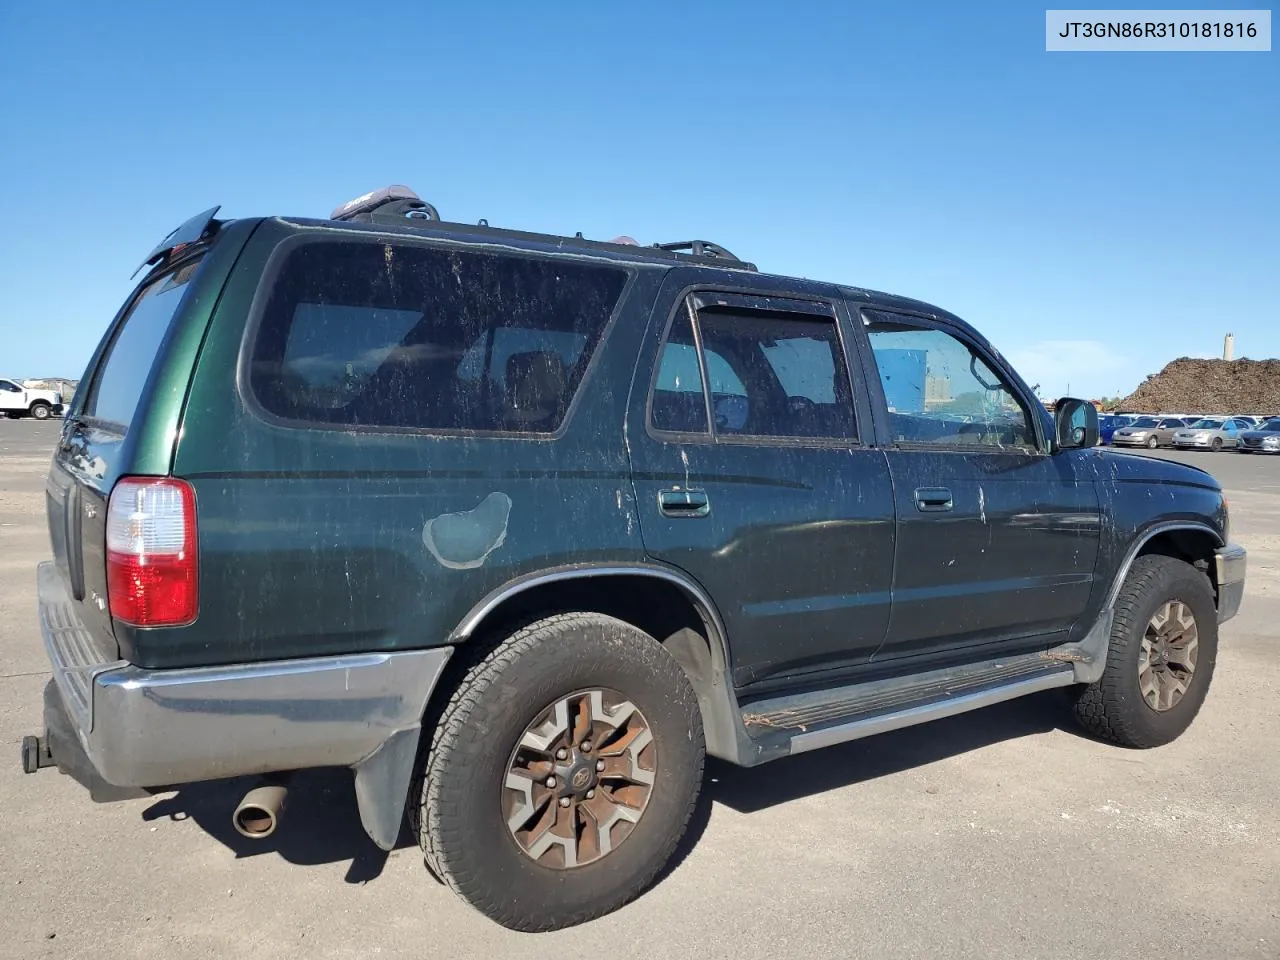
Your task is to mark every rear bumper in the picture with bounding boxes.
[1216,543,1247,624]
[29,562,451,843]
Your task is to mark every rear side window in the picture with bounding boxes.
[86,260,201,430]
[649,298,857,442]
[249,241,627,433]
[696,307,856,441]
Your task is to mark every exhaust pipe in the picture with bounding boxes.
[233,777,289,839]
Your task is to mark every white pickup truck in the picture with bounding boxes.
[0,379,63,419]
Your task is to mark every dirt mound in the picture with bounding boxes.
[1119,358,1280,414]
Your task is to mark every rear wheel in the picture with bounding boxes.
[28,402,50,420]
[1072,555,1217,748]
[416,613,705,931]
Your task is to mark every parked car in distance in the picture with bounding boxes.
[0,378,64,419]
[1171,417,1252,451]
[1112,416,1189,449]
[1237,417,1280,453]
[20,189,1248,931]
[1098,414,1133,444]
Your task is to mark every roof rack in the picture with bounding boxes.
[328,186,757,271]
[651,240,744,263]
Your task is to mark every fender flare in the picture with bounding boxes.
[1059,520,1224,684]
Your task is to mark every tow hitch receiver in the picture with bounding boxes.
[20,735,56,774]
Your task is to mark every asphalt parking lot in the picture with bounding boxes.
[1,419,1277,960]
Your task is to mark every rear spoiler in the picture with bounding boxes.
[133,206,221,278]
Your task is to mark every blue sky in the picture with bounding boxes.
[1,1,1275,399]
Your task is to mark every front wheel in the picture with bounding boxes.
[1146,436,1159,449]
[1211,437,1224,451]
[416,613,705,931]
[1072,555,1217,748]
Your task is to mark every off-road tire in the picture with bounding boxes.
[28,402,51,420]
[416,613,705,931]
[1072,555,1217,748]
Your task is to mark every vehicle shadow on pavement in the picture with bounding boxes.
[140,767,401,884]
[706,691,1068,814]
[136,692,1068,890]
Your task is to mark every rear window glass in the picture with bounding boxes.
[249,241,627,433]
[86,260,201,429]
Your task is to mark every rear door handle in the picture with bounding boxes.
[658,488,710,518]
[914,486,953,512]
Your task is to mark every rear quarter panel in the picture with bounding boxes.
[157,222,656,670]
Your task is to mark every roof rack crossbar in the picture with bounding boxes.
[652,240,742,263]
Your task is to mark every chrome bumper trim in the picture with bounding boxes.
[1215,543,1246,624]
[37,563,452,789]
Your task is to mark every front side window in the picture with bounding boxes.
[0,380,20,393]
[249,241,627,433]
[864,311,1036,451]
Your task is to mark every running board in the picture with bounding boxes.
[739,653,1077,762]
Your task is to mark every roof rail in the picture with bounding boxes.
[328,186,756,271]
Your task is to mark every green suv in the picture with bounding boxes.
[23,187,1246,930]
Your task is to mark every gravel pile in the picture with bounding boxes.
[1118,358,1280,415]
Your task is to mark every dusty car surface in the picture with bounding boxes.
[1112,416,1188,449]
[21,188,1247,931]
[1237,417,1280,453]
[1172,417,1252,451]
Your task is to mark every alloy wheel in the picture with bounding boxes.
[1138,600,1198,711]
[503,689,656,869]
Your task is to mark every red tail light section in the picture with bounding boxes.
[106,478,198,627]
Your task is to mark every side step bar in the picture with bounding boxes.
[739,653,1077,762]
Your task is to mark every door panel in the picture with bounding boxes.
[628,281,896,688]
[881,449,1100,659]
[861,310,1101,662]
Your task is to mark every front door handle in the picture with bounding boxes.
[658,488,710,518]
[914,486,953,512]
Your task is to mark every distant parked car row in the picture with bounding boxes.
[1237,417,1280,454]
[1097,413,1280,453]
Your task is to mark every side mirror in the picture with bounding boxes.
[1054,397,1098,450]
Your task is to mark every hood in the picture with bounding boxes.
[1088,448,1221,490]
[1242,428,1280,439]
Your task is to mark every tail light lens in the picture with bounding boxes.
[106,478,198,626]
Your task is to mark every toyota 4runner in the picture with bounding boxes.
[22,187,1247,931]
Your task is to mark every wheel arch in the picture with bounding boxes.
[449,564,744,761]
[1064,520,1225,685]
[1112,522,1224,607]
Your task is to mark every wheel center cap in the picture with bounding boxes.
[571,766,593,790]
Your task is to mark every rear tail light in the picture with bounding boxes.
[106,478,198,626]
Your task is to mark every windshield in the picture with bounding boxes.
[1263,419,1280,430]
[1129,417,1159,428]
[1189,419,1223,429]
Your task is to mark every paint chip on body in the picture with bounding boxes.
[423,492,512,569]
